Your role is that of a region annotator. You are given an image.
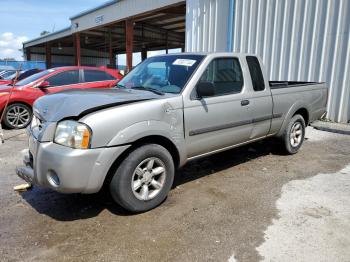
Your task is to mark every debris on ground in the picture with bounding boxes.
[13,183,32,192]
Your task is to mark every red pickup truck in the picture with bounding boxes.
[0,66,122,129]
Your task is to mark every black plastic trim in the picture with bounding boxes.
[189,113,283,136]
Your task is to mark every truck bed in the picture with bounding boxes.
[269,81,328,130]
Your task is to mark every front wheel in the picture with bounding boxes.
[3,103,32,129]
[281,114,306,154]
[110,144,174,213]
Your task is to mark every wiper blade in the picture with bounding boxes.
[131,86,165,95]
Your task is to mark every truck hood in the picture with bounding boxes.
[34,88,161,122]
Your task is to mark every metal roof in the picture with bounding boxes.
[69,0,118,20]
[23,27,72,48]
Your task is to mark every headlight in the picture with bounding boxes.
[54,120,92,149]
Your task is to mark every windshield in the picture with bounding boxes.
[15,69,55,86]
[117,54,205,94]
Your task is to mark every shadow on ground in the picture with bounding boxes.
[21,138,283,221]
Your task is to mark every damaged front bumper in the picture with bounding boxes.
[16,134,130,194]
[16,150,34,184]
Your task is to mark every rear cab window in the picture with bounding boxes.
[83,70,116,82]
[246,56,265,91]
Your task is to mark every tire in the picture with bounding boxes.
[110,144,175,213]
[281,114,306,154]
[3,103,32,129]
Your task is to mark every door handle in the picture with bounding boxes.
[241,100,250,106]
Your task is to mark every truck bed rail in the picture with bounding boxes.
[269,81,324,89]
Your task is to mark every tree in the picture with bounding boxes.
[40,30,50,36]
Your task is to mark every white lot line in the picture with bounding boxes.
[256,164,350,262]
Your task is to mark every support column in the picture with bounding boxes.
[74,33,81,66]
[109,30,115,67]
[165,32,169,54]
[26,47,31,61]
[45,43,51,68]
[125,19,134,72]
[141,47,147,61]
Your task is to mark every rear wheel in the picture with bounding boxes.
[3,103,32,129]
[281,114,305,154]
[110,144,174,213]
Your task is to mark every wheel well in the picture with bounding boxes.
[131,136,180,168]
[103,135,180,189]
[4,101,32,112]
[293,108,309,125]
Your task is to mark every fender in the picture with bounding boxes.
[276,101,310,137]
[107,120,187,166]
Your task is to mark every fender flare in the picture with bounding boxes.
[107,120,186,165]
[276,102,310,137]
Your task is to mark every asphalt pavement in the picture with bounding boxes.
[0,127,349,262]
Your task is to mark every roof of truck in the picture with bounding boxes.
[153,52,256,57]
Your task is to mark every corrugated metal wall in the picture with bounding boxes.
[30,47,110,67]
[186,0,350,123]
[186,0,230,52]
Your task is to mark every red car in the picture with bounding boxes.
[0,66,122,129]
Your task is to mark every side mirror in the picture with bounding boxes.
[38,81,50,88]
[196,81,215,98]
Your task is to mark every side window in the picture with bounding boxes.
[198,58,243,96]
[84,70,115,82]
[47,70,79,86]
[246,56,265,91]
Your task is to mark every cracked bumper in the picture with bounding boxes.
[16,135,130,194]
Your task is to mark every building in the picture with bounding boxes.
[23,0,350,123]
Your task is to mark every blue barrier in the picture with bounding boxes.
[0,61,46,70]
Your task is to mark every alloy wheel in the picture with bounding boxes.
[6,105,31,128]
[131,157,167,201]
[290,122,303,147]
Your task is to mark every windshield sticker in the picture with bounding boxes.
[173,59,196,67]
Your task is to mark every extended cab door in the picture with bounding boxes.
[244,56,273,139]
[183,56,253,158]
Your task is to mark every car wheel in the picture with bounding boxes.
[281,114,306,154]
[110,144,175,213]
[3,103,32,129]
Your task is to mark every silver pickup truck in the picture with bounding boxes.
[17,53,327,212]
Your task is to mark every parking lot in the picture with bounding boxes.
[0,127,350,262]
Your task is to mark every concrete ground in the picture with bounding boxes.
[0,127,349,262]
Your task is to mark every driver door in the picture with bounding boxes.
[183,57,253,158]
